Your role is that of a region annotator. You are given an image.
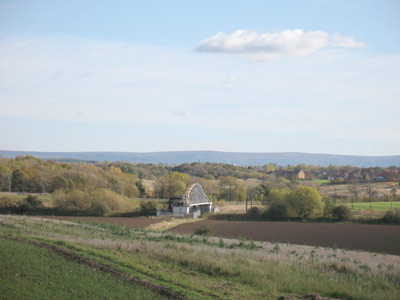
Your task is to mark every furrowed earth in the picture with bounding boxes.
[169,220,400,255]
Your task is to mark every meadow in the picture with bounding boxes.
[0,238,167,300]
[1,215,400,300]
[344,201,400,211]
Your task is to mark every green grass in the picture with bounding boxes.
[343,201,400,211]
[0,238,168,300]
[310,179,331,185]
[1,215,400,300]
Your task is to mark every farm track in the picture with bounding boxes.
[170,220,400,255]
[38,216,163,227]
[0,234,186,300]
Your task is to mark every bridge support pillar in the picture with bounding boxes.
[173,206,190,217]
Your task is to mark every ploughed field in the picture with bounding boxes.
[39,216,163,228]
[170,220,400,255]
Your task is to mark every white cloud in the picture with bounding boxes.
[330,33,367,48]
[196,29,365,60]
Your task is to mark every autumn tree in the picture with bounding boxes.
[135,180,147,198]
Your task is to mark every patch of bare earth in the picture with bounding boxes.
[170,220,400,255]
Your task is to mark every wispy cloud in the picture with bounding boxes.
[0,35,398,154]
[196,29,365,60]
[330,33,367,48]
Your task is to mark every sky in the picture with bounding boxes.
[0,0,399,155]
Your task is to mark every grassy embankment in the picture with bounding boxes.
[1,215,399,300]
[0,237,168,300]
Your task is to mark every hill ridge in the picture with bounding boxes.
[1,150,400,167]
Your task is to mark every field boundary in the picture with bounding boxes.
[0,234,186,300]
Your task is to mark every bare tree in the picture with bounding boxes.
[347,182,360,209]
[365,184,377,209]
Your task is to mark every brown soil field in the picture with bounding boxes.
[38,216,163,228]
[170,220,400,255]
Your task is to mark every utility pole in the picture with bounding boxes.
[245,190,248,212]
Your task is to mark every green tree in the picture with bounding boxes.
[159,172,188,198]
[265,188,289,205]
[288,186,324,219]
[11,169,29,192]
[49,176,70,192]
[219,176,247,202]
[322,196,335,216]
[264,163,276,173]
[0,164,12,192]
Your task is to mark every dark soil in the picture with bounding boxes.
[170,220,400,255]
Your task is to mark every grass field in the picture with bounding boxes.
[344,201,400,211]
[310,179,331,185]
[0,237,167,300]
[1,215,400,300]
[318,183,399,199]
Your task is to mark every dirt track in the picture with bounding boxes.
[170,220,400,255]
[38,216,162,228]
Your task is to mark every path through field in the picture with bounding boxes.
[39,216,163,227]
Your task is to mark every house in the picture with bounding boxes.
[297,170,306,179]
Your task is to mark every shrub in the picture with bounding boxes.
[25,194,42,208]
[330,178,345,184]
[323,196,335,216]
[88,189,131,216]
[218,200,227,207]
[54,190,91,214]
[247,206,260,216]
[18,195,43,212]
[0,196,16,208]
[262,203,288,221]
[382,208,400,224]
[139,200,157,216]
[54,189,131,216]
[194,225,213,236]
[332,205,352,221]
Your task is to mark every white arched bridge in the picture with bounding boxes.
[160,183,213,218]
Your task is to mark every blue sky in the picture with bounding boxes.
[0,0,399,155]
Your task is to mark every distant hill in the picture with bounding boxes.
[1,150,400,167]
